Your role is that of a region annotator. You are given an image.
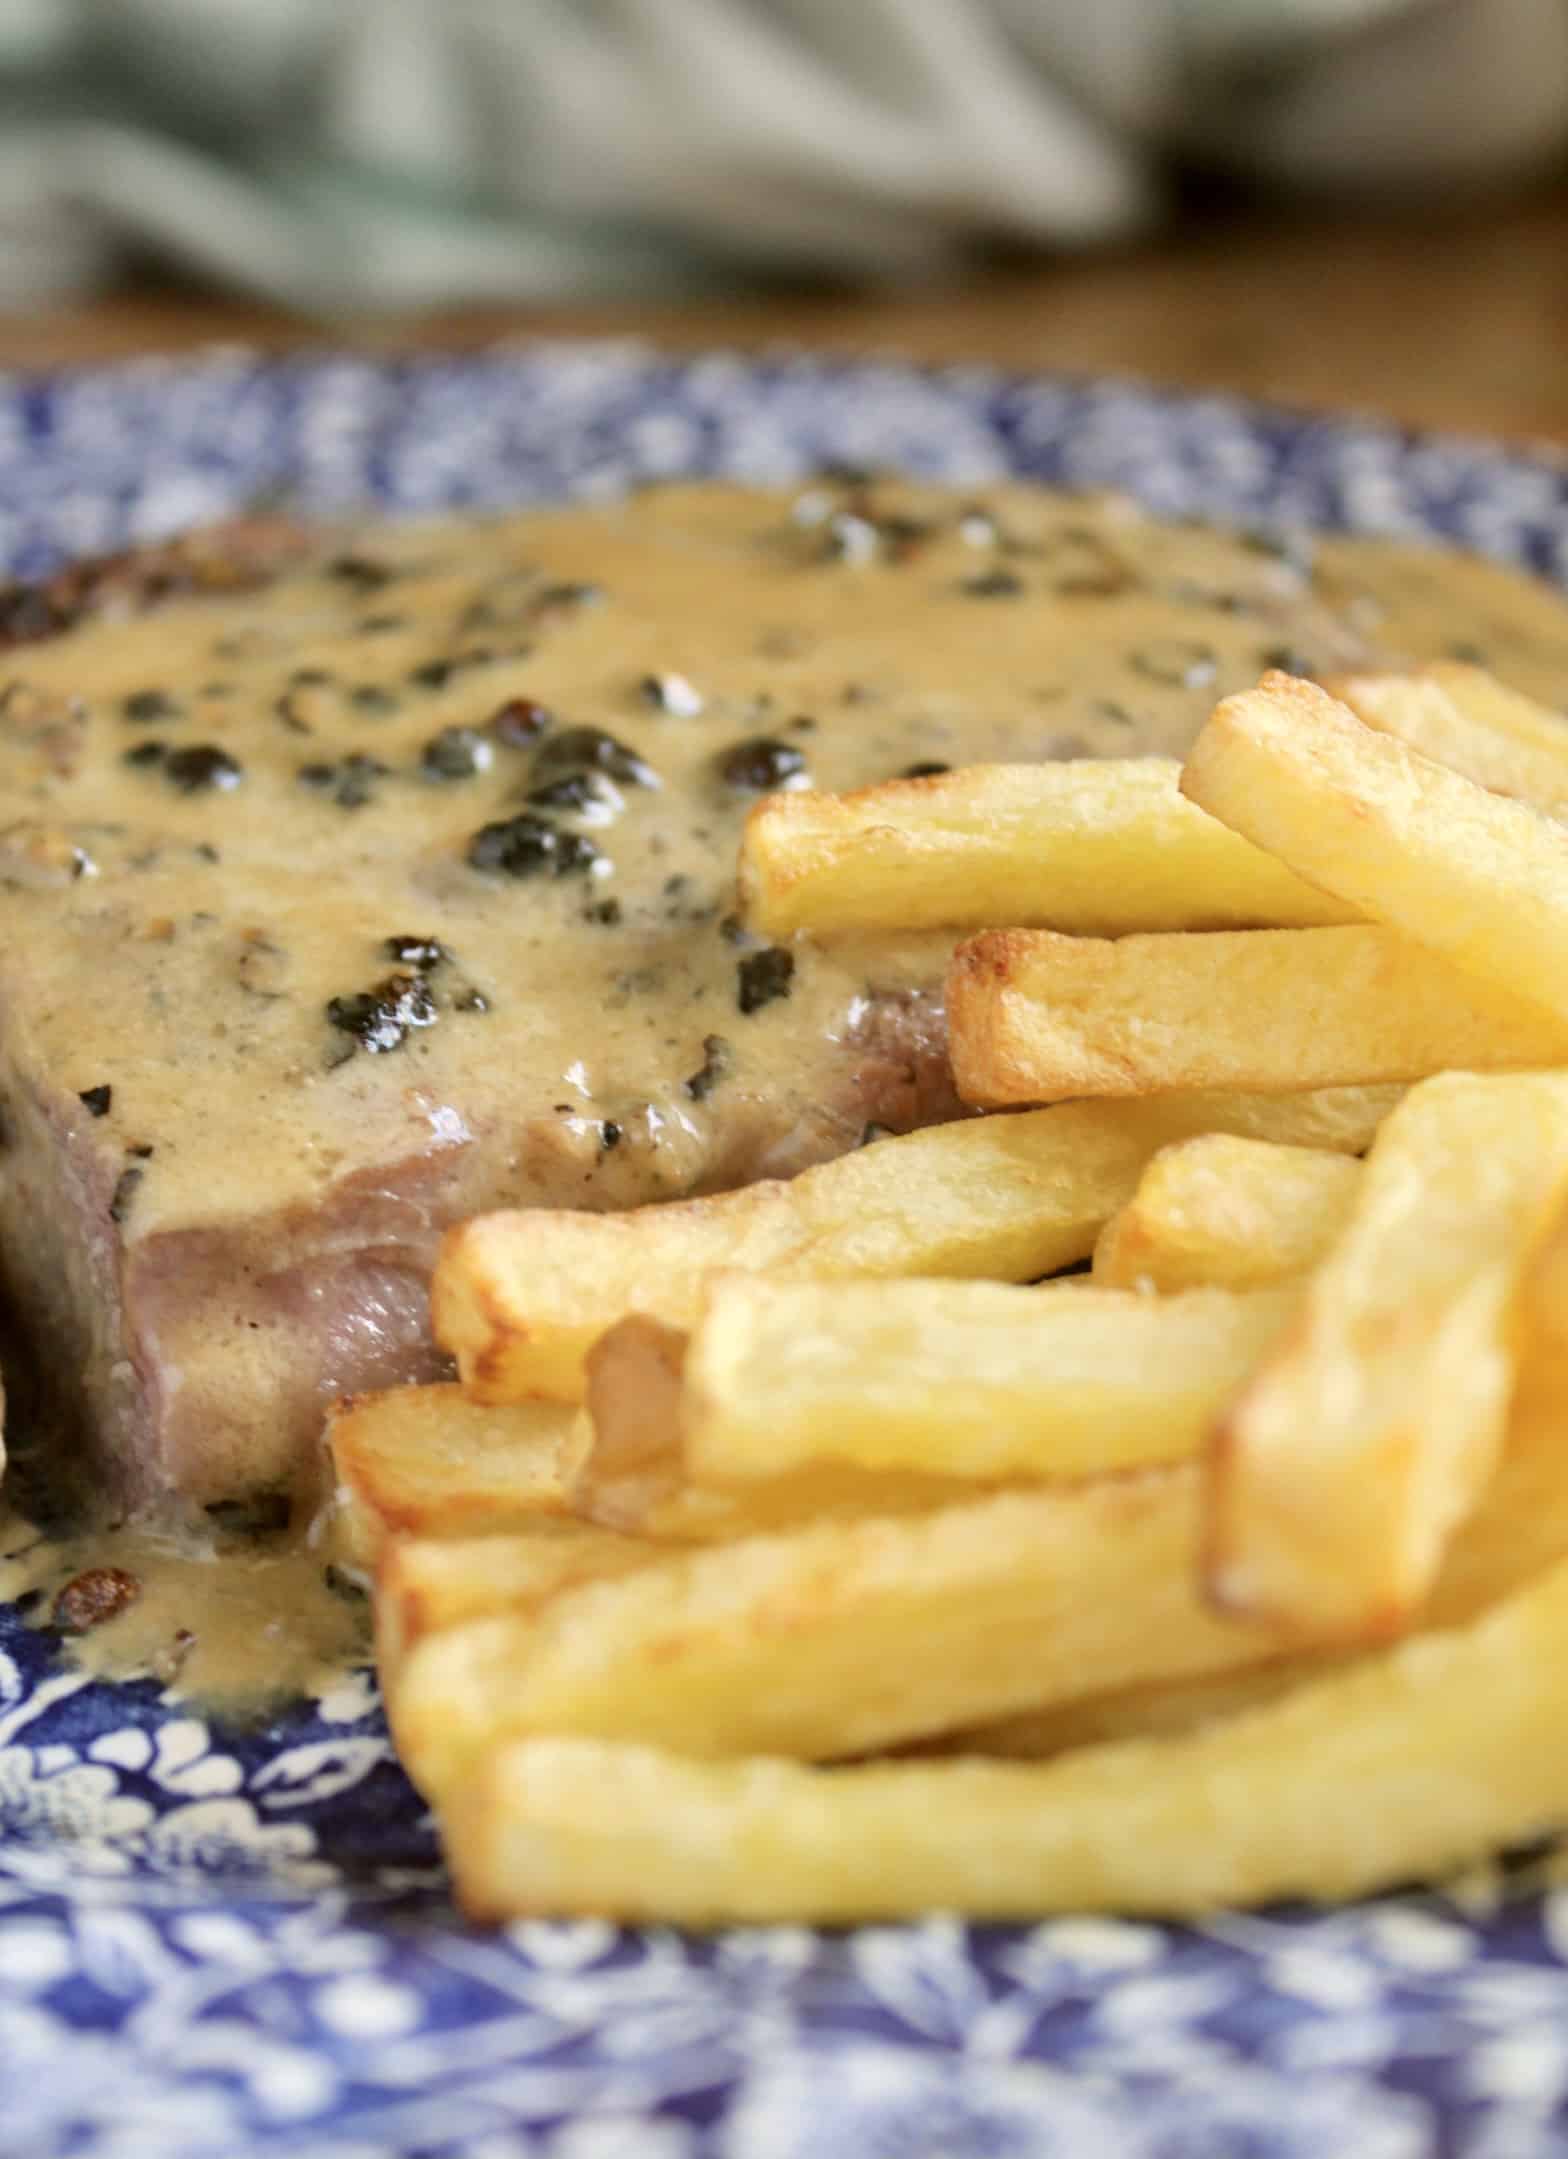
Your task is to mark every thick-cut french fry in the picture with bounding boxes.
[949,1336,1568,1761]
[945,923,1568,1108]
[1181,672,1568,1027]
[1334,665,1568,817]
[946,1662,1320,1760]
[1427,661,1568,751]
[682,1275,1294,1484]
[388,1250,1568,1798]
[326,1385,587,1567]
[375,1522,653,1678]
[1207,1071,1568,1638]
[578,1314,977,1537]
[737,759,1354,938]
[384,1470,1305,1796]
[578,1458,990,1543]
[434,1086,1401,1403]
[1093,1136,1360,1292]
[442,1549,1568,1924]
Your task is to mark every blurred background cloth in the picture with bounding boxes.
[6,0,1568,313]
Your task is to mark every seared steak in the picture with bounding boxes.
[3,477,1566,1516]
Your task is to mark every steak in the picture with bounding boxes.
[1,477,1561,1518]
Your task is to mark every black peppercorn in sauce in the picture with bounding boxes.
[326,971,439,1056]
[420,725,494,782]
[4,476,1568,1509]
[121,688,184,725]
[532,725,659,790]
[737,947,795,1014]
[161,744,244,794]
[719,736,810,792]
[489,696,553,748]
[959,568,1026,600]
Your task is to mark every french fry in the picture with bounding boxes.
[375,1522,653,1679]
[945,923,1568,1108]
[392,1249,1568,1802]
[1427,661,1568,750]
[383,1469,1304,1797]
[443,1549,1568,1924]
[387,1212,1568,1801]
[681,1275,1295,1484]
[325,1385,587,1567]
[1335,664,1568,817]
[930,1198,1568,1759]
[577,1457,989,1543]
[943,1662,1321,1760]
[737,759,1354,937]
[1093,1136,1361,1293]
[1207,1071,1568,1638]
[1181,672,1568,1028]
[578,1314,976,1538]
[434,1086,1401,1403]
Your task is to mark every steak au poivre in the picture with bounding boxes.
[3,478,1566,1518]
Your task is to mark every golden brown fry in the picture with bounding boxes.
[579,1312,974,1531]
[387,1246,1568,1801]
[325,1385,587,1567]
[393,1251,1568,1803]
[383,1469,1303,1797]
[578,1314,972,1539]
[374,1521,653,1679]
[943,1663,1321,1760]
[737,758,1353,937]
[581,1459,985,1542]
[945,923,1568,1108]
[1180,672,1568,1027]
[1092,1136,1360,1293]
[1334,665,1568,816]
[897,1354,1568,1760]
[433,1086,1400,1403]
[443,1550,1568,1924]
[682,1275,1294,1483]
[1207,1071,1568,1638]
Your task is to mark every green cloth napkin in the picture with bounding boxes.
[4,0,1565,311]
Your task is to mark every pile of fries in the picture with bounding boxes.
[329,662,1568,1926]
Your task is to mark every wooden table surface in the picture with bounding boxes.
[3,185,1567,448]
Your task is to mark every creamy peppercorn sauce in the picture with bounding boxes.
[4,476,1568,1522]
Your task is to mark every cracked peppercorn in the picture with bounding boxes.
[719,737,808,791]
[737,947,794,1015]
[532,726,659,790]
[326,972,438,1055]
[466,813,605,880]
[163,744,243,793]
[121,688,183,725]
[421,726,494,781]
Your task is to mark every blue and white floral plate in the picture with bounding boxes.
[5,345,1568,2159]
